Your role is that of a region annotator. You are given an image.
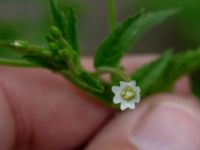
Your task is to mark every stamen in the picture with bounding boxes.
[120,86,136,100]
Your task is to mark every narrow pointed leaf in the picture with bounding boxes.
[94,9,176,68]
[49,0,66,36]
[131,48,200,97]
[65,7,79,51]
[169,48,200,80]
[131,50,172,96]
[49,0,79,51]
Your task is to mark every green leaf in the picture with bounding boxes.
[76,71,104,93]
[190,71,200,99]
[169,48,200,80]
[94,9,176,68]
[49,0,66,35]
[165,48,200,94]
[49,0,79,51]
[65,7,79,51]
[130,48,200,97]
[131,50,172,96]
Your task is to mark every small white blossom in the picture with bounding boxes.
[111,80,141,111]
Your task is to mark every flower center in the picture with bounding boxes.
[120,86,136,101]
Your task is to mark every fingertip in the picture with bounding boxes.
[174,76,191,96]
[86,94,200,150]
[121,55,156,73]
[80,55,156,73]
[0,66,112,149]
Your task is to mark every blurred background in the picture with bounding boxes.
[0,0,200,58]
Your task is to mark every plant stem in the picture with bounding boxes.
[96,67,131,82]
[0,58,38,67]
[107,0,117,31]
[60,69,119,109]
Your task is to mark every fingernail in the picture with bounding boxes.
[132,101,200,150]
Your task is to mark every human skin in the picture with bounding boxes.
[0,56,200,150]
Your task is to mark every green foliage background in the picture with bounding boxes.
[135,0,200,48]
[1,0,200,58]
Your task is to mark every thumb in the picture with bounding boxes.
[86,94,200,150]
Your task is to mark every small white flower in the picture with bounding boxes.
[111,80,141,111]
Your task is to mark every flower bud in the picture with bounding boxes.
[13,40,29,49]
[50,26,62,39]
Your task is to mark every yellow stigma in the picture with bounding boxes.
[120,86,136,101]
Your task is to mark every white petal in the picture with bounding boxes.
[112,80,141,111]
[120,81,127,87]
[134,96,141,103]
[111,86,121,94]
[120,103,128,111]
[135,87,141,94]
[113,95,122,104]
[128,80,136,87]
[128,103,136,109]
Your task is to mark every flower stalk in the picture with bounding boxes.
[95,67,131,82]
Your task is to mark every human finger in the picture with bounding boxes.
[86,94,200,150]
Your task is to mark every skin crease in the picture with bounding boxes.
[0,56,199,150]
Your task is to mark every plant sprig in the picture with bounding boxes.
[0,0,200,110]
